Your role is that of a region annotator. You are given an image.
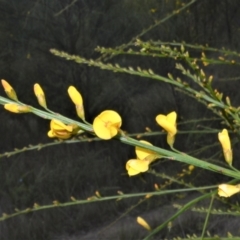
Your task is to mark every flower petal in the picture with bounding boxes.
[135,140,156,161]
[126,159,150,176]
[218,184,240,197]
[50,119,73,132]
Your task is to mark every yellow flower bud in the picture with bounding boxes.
[218,129,232,166]
[218,184,240,198]
[1,79,18,101]
[4,103,31,113]
[68,86,85,120]
[34,83,47,108]
[136,216,151,231]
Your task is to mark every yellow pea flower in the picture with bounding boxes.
[218,129,232,166]
[218,184,240,198]
[48,119,73,139]
[4,103,31,113]
[156,111,177,147]
[136,216,151,231]
[93,110,122,140]
[1,79,18,101]
[126,140,160,176]
[68,86,85,120]
[34,83,47,108]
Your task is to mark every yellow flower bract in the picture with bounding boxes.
[93,110,122,140]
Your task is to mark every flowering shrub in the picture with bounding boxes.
[1,40,240,239]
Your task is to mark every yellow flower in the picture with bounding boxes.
[136,216,151,231]
[126,159,150,176]
[126,140,159,176]
[218,129,232,166]
[218,184,240,198]
[93,110,122,140]
[68,86,85,120]
[34,83,47,108]
[1,79,18,101]
[48,119,73,139]
[156,111,177,147]
[4,103,31,113]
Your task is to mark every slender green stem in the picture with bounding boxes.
[201,193,215,239]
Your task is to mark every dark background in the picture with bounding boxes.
[0,0,240,239]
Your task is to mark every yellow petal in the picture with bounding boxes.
[93,110,122,140]
[48,130,55,138]
[137,216,151,231]
[34,83,47,108]
[218,184,240,198]
[48,129,72,139]
[166,111,177,126]
[4,103,31,113]
[53,130,72,139]
[1,79,18,101]
[135,140,157,161]
[126,159,150,176]
[218,129,232,165]
[50,119,73,132]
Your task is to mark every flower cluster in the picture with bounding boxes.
[1,79,238,198]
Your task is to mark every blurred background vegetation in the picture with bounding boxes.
[0,0,240,239]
